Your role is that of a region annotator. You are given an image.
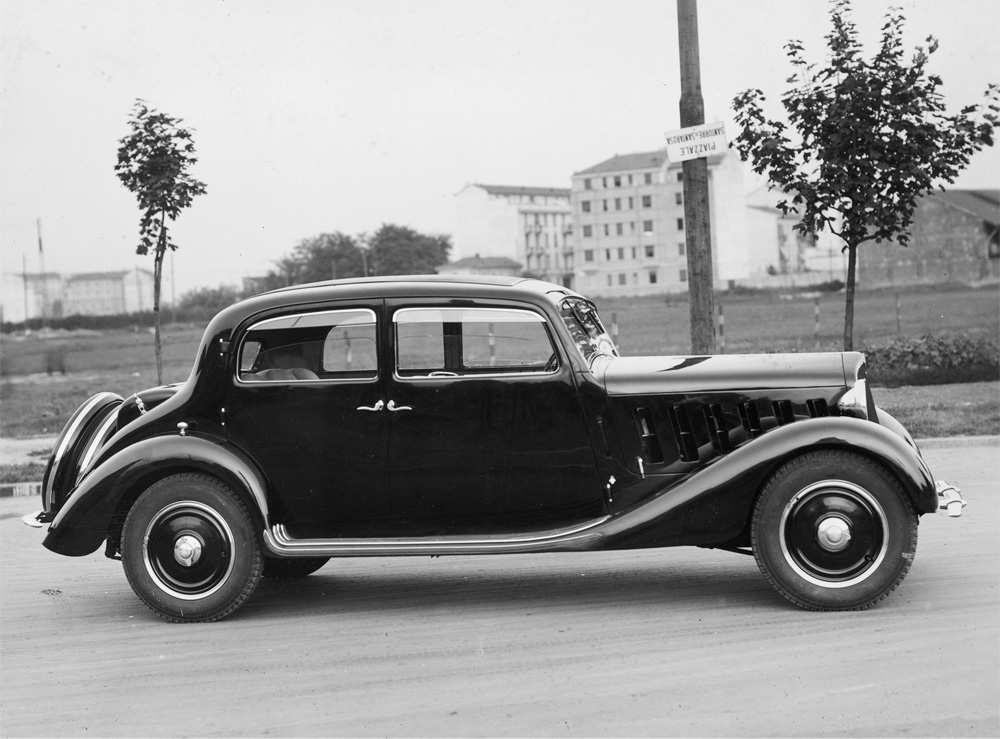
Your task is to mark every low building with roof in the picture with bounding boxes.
[858,189,1000,286]
[454,184,574,287]
[436,255,523,278]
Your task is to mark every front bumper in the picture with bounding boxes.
[936,481,966,517]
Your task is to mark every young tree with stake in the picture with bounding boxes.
[116,100,207,383]
[732,0,998,350]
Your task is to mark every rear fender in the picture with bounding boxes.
[598,416,937,550]
[42,435,270,557]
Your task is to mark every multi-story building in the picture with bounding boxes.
[454,184,574,286]
[570,149,749,297]
[62,268,155,316]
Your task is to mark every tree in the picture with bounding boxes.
[177,284,242,320]
[290,232,365,282]
[732,0,998,350]
[368,224,450,276]
[115,100,207,382]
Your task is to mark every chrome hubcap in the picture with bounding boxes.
[173,534,203,567]
[816,515,852,552]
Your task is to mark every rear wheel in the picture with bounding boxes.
[751,450,918,611]
[121,473,262,622]
[262,556,329,578]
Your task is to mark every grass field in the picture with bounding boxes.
[1,283,997,440]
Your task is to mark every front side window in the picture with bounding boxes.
[239,308,377,382]
[395,307,556,377]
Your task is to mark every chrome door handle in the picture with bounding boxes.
[387,400,412,412]
[357,400,384,412]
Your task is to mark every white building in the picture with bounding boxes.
[1,267,158,323]
[570,149,750,297]
[454,184,574,286]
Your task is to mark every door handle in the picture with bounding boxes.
[387,400,412,412]
[357,400,384,412]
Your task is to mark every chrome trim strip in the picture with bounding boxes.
[263,517,609,557]
[75,409,120,485]
[45,392,118,506]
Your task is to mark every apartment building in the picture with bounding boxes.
[570,149,749,296]
[453,184,574,286]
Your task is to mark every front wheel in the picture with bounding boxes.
[121,473,262,622]
[751,451,918,611]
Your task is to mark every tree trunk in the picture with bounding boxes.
[153,216,167,385]
[843,241,858,351]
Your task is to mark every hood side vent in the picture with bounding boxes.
[704,403,733,454]
[738,402,763,439]
[772,400,795,426]
[807,398,830,418]
[667,405,699,462]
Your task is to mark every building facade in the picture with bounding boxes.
[454,184,574,286]
[858,189,1000,286]
[437,256,523,278]
[569,149,750,297]
[3,267,157,323]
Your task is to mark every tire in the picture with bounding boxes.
[751,450,918,611]
[262,557,329,578]
[121,473,262,623]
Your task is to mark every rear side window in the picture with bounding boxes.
[239,309,377,382]
[395,307,555,377]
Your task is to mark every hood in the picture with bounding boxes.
[600,352,863,396]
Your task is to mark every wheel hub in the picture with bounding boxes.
[816,515,852,552]
[173,534,203,567]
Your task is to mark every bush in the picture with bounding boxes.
[863,334,1000,387]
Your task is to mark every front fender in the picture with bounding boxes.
[43,435,270,557]
[596,416,937,550]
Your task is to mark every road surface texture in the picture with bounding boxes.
[1,441,997,737]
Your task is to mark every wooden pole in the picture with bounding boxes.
[676,0,715,355]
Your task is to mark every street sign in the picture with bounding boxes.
[664,121,728,163]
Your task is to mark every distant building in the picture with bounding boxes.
[2,267,158,323]
[63,268,155,316]
[437,255,523,278]
[570,149,749,297]
[454,184,574,286]
[858,189,1000,286]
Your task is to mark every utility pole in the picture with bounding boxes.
[676,0,715,354]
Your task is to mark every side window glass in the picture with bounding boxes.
[239,309,377,382]
[395,307,554,377]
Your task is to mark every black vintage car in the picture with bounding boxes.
[24,276,964,622]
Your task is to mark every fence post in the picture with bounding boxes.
[815,296,820,350]
[717,303,725,354]
[611,312,618,347]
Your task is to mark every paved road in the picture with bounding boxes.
[1,443,997,737]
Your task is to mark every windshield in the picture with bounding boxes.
[558,297,619,365]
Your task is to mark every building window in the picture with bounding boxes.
[584,250,594,262]
[631,247,637,259]
[616,223,624,236]
[645,245,654,258]
[605,249,611,261]
[649,271,658,284]
[644,173,652,184]
[628,197,634,209]
[643,220,654,234]
[677,218,684,231]
[627,175,633,185]
[618,274,627,285]
[607,274,613,287]
[678,242,686,256]
[582,201,591,213]
[675,192,683,205]
[584,178,592,189]
[677,172,683,182]
[614,176,621,187]
[583,225,592,238]
[614,198,621,210]
[629,222,636,233]
[603,199,608,212]
[679,269,687,282]
[602,177,608,188]
[617,247,624,260]
[642,195,652,208]
[603,224,610,236]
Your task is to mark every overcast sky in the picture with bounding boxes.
[2,0,998,302]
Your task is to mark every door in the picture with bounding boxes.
[226,303,389,538]
[385,301,606,535]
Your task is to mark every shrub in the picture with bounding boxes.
[863,334,1000,387]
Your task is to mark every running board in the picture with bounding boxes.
[262,518,609,557]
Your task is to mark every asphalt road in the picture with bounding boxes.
[1,442,997,738]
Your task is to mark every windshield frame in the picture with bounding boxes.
[558,297,619,367]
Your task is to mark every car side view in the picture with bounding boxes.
[23,276,965,622]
